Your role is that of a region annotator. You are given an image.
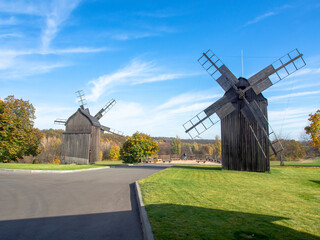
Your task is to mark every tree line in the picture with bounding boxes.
[0,96,319,163]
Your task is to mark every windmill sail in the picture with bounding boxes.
[94,99,116,120]
[241,99,283,155]
[198,49,239,91]
[54,119,67,125]
[101,125,124,136]
[183,96,236,138]
[248,49,306,94]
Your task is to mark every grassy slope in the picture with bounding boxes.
[139,165,320,240]
[0,163,108,170]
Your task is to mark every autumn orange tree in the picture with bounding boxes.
[305,109,320,152]
[120,132,159,163]
[108,145,120,160]
[0,96,44,162]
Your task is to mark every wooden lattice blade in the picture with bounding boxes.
[183,96,236,139]
[198,49,239,91]
[241,99,283,155]
[101,125,124,136]
[248,48,306,94]
[94,99,116,120]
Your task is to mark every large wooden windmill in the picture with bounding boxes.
[183,49,306,172]
[55,90,123,164]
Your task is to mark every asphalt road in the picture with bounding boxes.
[0,165,168,240]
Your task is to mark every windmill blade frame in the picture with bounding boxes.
[54,119,67,125]
[247,48,306,94]
[198,49,239,91]
[101,125,124,136]
[241,97,283,155]
[183,96,237,138]
[94,99,116,120]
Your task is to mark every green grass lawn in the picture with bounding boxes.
[0,163,109,170]
[139,164,320,240]
[271,157,320,167]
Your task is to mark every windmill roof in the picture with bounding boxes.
[66,108,101,127]
[78,108,101,127]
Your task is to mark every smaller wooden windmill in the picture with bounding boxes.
[183,49,306,172]
[55,90,123,164]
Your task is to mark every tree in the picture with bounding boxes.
[305,110,320,152]
[170,136,181,155]
[201,145,213,155]
[37,137,62,163]
[270,139,306,161]
[212,135,221,159]
[108,145,120,160]
[120,132,159,163]
[0,96,44,162]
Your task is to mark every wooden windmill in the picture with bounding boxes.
[183,49,306,172]
[54,90,123,164]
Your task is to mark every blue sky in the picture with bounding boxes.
[0,0,319,139]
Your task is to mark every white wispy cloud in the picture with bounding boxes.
[241,5,292,28]
[168,102,213,114]
[157,91,220,110]
[0,62,68,79]
[41,0,81,49]
[86,59,189,102]
[0,1,47,15]
[0,47,106,57]
[111,32,157,41]
[0,1,82,49]
[268,107,318,139]
[109,25,176,41]
[0,16,18,25]
[0,46,105,78]
[269,91,320,101]
[0,33,22,38]
[243,11,276,27]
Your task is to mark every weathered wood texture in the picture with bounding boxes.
[221,78,270,172]
[61,108,101,165]
[61,133,90,164]
[89,126,101,164]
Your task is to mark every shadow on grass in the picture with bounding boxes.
[0,184,142,240]
[172,165,222,171]
[146,204,320,240]
[310,180,320,185]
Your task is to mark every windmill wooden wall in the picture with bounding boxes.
[61,108,101,164]
[221,78,270,172]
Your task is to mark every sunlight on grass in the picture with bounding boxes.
[139,164,320,240]
[95,160,124,166]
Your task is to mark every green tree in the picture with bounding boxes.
[271,139,306,161]
[120,132,159,163]
[0,96,44,162]
[213,135,221,159]
[170,136,181,155]
[305,110,320,152]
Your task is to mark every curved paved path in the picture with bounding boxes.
[0,165,168,240]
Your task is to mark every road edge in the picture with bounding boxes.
[0,166,110,174]
[135,181,154,240]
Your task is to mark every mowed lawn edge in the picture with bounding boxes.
[0,163,110,170]
[139,164,320,240]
